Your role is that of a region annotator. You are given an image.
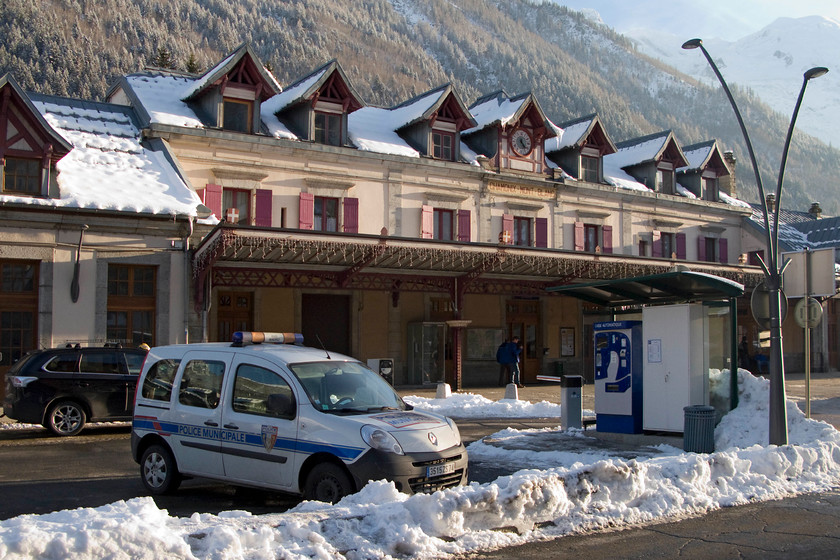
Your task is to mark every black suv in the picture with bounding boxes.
[4,345,147,436]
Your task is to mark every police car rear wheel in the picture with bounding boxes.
[141,444,181,495]
[304,463,353,503]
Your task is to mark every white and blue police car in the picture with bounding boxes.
[131,332,467,503]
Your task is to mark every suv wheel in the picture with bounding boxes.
[141,444,181,495]
[304,463,354,503]
[46,401,86,436]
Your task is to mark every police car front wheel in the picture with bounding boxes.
[141,444,182,495]
[304,463,354,503]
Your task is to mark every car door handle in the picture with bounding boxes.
[224,423,239,430]
[204,420,219,427]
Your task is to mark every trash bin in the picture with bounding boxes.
[561,375,583,429]
[683,405,715,453]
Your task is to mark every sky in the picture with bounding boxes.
[2,369,840,559]
[554,0,840,41]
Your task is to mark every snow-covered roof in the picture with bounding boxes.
[180,43,282,103]
[608,130,677,169]
[795,216,840,249]
[679,141,716,172]
[746,204,810,251]
[392,84,467,130]
[260,65,329,117]
[544,117,588,153]
[348,106,421,158]
[465,90,528,133]
[347,84,477,159]
[121,72,206,129]
[12,92,208,218]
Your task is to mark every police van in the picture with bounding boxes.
[131,332,468,503]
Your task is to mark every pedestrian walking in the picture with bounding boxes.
[496,339,513,386]
[510,336,524,387]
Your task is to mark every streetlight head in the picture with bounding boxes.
[804,67,829,80]
[682,38,703,50]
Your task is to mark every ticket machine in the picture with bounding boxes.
[593,321,643,433]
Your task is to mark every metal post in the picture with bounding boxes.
[730,297,739,410]
[805,248,812,418]
[682,38,827,445]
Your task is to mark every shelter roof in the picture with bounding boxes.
[545,269,744,307]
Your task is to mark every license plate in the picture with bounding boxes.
[426,462,455,478]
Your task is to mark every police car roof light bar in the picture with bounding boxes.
[232,331,305,346]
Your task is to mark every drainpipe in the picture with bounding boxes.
[183,216,194,344]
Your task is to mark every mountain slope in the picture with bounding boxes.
[1,0,837,214]
[630,15,840,148]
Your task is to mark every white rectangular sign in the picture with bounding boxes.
[781,248,836,297]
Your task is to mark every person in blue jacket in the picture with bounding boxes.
[496,336,523,387]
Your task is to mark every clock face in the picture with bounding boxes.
[510,128,532,156]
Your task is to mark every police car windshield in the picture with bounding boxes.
[289,361,408,414]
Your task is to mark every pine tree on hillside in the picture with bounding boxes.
[151,47,175,69]
[185,53,201,74]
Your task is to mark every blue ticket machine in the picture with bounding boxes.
[593,321,643,433]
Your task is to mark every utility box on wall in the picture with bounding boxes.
[642,304,708,432]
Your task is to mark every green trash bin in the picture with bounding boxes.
[683,405,716,453]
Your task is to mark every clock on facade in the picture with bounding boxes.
[510,128,532,156]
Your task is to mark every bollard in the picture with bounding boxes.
[504,383,519,400]
[435,382,451,399]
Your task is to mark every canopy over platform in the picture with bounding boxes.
[546,269,744,307]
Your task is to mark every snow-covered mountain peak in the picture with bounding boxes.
[631,15,839,146]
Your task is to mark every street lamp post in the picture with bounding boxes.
[682,38,827,446]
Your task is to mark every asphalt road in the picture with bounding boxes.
[0,418,547,520]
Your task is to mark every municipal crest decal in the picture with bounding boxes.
[261,425,278,452]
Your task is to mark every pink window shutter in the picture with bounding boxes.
[421,205,433,238]
[299,192,314,230]
[574,221,585,251]
[457,209,471,242]
[652,230,662,257]
[602,225,613,254]
[535,217,548,248]
[343,197,359,233]
[204,183,223,220]
[676,233,687,260]
[502,214,513,243]
[254,189,272,227]
[696,235,706,261]
[719,237,728,263]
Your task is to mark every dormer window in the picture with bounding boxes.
[314,109,342,146]
[581,154,600,183]
[2,157,41,195]
[656,163,675,194]
[432,129,455,161]
[222,98,252,133]
[702,174,719,202]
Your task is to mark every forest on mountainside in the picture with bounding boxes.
[1,0,837,214]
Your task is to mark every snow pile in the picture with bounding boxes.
[404,392,569,418]
[1,369,839,560]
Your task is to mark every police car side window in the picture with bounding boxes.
[141,359,181,401]
[233,364,295,420]
[178,360,225,409]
